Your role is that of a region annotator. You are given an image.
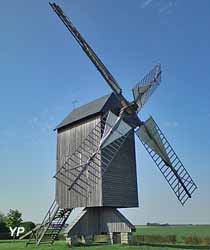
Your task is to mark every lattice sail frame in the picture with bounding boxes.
[49,2,122,97]
[54,112,132,199]
[132,64,161,112]
[136,116,197,205]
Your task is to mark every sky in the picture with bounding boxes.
[0,0,210,225]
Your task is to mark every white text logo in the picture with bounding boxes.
[9,227,25,237]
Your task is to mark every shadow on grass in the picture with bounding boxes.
[138,243,210,249]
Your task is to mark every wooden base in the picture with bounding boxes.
[65,207,135,245]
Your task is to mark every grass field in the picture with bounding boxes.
[135,225,210,243]
[0,225,209,250]
[0,241,209,250]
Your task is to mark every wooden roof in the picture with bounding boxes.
[55,92,120,130]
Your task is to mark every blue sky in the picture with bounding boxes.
[0,0,210,224]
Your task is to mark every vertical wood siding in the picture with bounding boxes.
[56,115,138,209]
[102,131,139,207]
[56,115,102,208]
[67,207,134,236]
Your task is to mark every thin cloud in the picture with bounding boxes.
[158,1,177,15]
[140,0,177,16]
[29,111,56,135]
[141,0,154,9]
[164,121,179,128]
[27,113,56,145]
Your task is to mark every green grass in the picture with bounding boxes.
[0,225,209,250]
[0,241,209,250]
[0,240,68,250]
[135,225,210,243]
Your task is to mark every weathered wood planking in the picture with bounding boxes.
[56,115,102,208]
[102,131,138,208]
[66,207,134,236]
[56,114,138,209]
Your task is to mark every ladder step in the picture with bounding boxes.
[26,201,72,246]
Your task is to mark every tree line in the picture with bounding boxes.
[0,209,35,239]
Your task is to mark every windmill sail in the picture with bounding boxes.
[100,111,132,149]
[132,64,161,112]
[136,116,197,205]
[49,2,122,97]
[54,113,131,196]
[136,117,171,165]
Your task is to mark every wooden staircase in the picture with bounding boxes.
[25,113,130,246]
[26,200,72,246]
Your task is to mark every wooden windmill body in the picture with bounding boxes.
[56,93,138,209]
[23,2,197,246]
[55,94,138,241]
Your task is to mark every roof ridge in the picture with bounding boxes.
[55,93,113,130]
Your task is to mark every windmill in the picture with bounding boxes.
[24,2,197,246]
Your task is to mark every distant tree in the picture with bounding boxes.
[161,223,169,227]
[0,212,5,223]
[20,221,36,233]
[0,212,8,233]
[146,222,161,226]
[6,209,22,229]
